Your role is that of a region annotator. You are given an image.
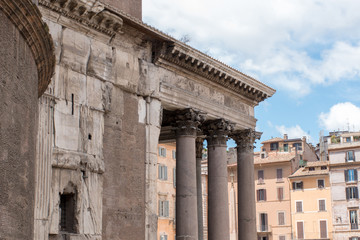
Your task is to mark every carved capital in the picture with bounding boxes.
[170,109,206,137]
[203,119,234,146]
[231,129,262,151]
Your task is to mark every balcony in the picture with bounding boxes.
[257,225,271,233]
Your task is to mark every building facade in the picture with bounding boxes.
[289,161,333,240]
[157,143,177,240]
[253,135,317,240]
[328,132,360,240]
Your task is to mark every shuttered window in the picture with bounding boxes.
[345,169,358,182]
[319,199,326,211]
[258,170,264,182]
[346,187,359,200]
[278,212,285,225]
[277,187,284,200]
[292,181,303,190]
[297,221,304,239]
[158,147,166,157]
[320,220,327,238]
[347,151,355,162]
[160,234,168,240]
[257,189,266,201]
[296,201,303,213]
[317,179,325,188]
[159,200,169,217]
[172,150,176,160]
[158,165,168,180]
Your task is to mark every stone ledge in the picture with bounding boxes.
[0,0,55,97]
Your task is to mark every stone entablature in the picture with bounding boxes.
[1,0,55,96]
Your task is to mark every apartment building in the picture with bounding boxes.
[327,132,360,240]
[157,143,177,240]
[253,134,317,240]
[289,161,333,239]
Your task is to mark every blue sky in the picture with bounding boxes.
[142,0,360,150]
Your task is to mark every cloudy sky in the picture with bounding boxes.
[142,0,360,149]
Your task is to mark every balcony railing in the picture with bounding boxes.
[257,225,271,232]
[351,223,358,230]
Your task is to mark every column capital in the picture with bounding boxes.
[203,119,234,146]
[170,108,206,137]
[231,129,262,151]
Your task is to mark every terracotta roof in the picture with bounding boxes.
[254,152,296,165]
[261,137,283,144]
[289,162,329,178]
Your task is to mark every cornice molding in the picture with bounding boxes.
[156,43,276,103]
[1,0,55,97]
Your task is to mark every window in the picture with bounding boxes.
[159,200,169,217]
[59,193,76,233]
[297,221,304,239]
[321,166,327,170]
[259,213,268,231]
[318,199,326,211]
[296,201,303,213]
[350,210,358,230]
[292,181,303,190]
[317,179,325,188]
[160,234,168,240]
[261,153,266,159]
[293,143,302,151]
[347,151,355,162]
[279,236,285,240]
[345,137,352,143]
[172,150,176,160]
[278,212,285,225]
[277,169,283,181]
[283,144,288,152]
[309,167,315,171]
[173,168,176,188]
[277,187,284,200]
[270,142,279,151]
[257,189,267,201]
[354,136,360,142]
[258,170,264,183]
[320,220,327,238]
[159,147,166,157]
[345,169,358,182]
[346,187,359,200]
[350,237,359,240]
[158,165,168,180]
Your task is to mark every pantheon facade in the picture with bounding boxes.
[0,0,275,239]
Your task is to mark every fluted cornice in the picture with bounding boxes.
[1,0,55,96]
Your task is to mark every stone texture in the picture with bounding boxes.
[0,10,38,240]
[100,0,142,19]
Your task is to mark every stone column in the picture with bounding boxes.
[204,119,233,240]
[196,137,204,240]
[175,109,205,240]
[231,129,261,240]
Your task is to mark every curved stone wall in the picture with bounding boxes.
[0,0,54,239]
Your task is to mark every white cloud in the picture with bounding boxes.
[143,0,360,97]
[319,102,360,132]
[275,125,311,141]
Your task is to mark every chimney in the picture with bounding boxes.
[283,134,288,140]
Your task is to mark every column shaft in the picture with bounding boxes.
[176,135,198,240]
[196,138,204,240]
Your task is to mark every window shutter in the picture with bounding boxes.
[346,188,350,200]
[277,169,282,179]
[173,168,176,187]
[345,170,349,182]
[297,222,304,239]
[300,181,303,189]
[356,187,359,199]
[277,187,283,200]
[159,147,161,156]
[320,220,327,238]
[165,201,169,217]
[256,190,259,201]
[319,200,325,211]
[264,189,267,201]
[164,166,168,180]
[355,170,358,181]
[292,182,296,190]
[164,148,167,157]
[158,165,162,179]
[159,200,162,216]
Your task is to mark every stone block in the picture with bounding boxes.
[113,49,140,92]
[149,98,162,127]
[54,100,80,151]
[88,40,113,82]
[43,19,63,64]
[138,97,146,124]
[85,110,104,156]
[61,28,91,75]
[86,76,104,111]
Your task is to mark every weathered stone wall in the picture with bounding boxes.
[100,0,142,19]
[0,10,38,239]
